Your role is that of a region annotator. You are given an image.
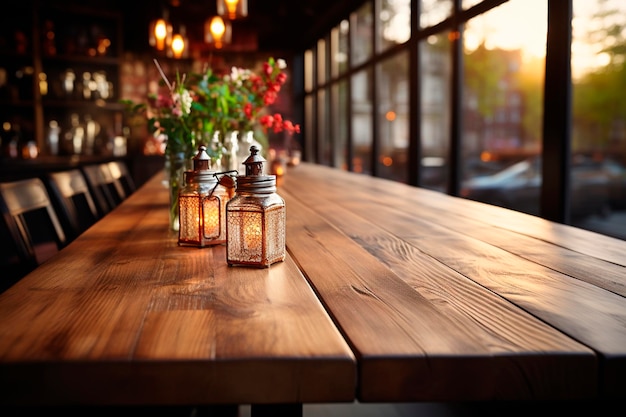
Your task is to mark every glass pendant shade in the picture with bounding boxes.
[178,145,230,247]
[170,26,188,59]
[204,16,232,49]
[217,0,248,20]
[149,17,172,51]
[226,146,286,267]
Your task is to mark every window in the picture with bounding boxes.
[331,80,349,170]
[420,33,451,192]
[377,50,409,182]
[420,0,452,29]
[351,2,373,67]
[300,0,626,241]
[351,69,373,174]
[571,0,626,236]
[331,21,350,77]
[377,0,411,52]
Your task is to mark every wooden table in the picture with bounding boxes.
[1,162,624,415]
[0,168,356,416]
[278,163,626,402]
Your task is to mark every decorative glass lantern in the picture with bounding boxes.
[178,145,231,247]
[226,146,286,267]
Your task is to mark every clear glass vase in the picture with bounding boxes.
[164,151,191,231]
[235,131,264,171]
[223,131,240,172]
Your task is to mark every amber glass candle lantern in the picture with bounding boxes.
[178,145,230,247]
[226,146,286,267]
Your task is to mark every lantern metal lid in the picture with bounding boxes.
[185,145,218,185]
[238,145,276,193]
[194,144,211,171]
[243,145,265,176]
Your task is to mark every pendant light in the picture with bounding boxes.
[204,16,232,49]
[217,0,248,20]
[149,10,173,51]
[170,25,188,59]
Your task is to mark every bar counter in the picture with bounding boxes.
[1,162,625,414]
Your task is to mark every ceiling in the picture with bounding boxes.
[117,0,362,55]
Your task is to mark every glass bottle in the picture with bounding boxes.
[226,145,286,267]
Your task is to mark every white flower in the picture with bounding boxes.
[175,89,193,116]
[228,67,252,87]
[277,59,287,69]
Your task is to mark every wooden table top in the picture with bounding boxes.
[279,163,626,402]
[1,162,624,409]
[0,169,356,407]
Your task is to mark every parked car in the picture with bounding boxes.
[598,159,626,209]
[460,156,613,219]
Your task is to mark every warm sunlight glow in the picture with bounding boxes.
[463,0,626,80]
[464,0,547,62]
[572,0,626,79]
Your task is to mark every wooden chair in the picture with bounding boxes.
[81,163,123,217]
[108,160,136,197]
[0,214,32,292]
[46,169,101,241]
[0,178,67,290]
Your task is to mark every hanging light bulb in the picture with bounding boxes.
[170,25,188,59]
[204,16,232,49]
[149,13,172,51]
[154,19,168,48]
[171,34,184,58]
[217,0,248,20]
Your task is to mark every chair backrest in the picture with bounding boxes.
[98,162,127,205]
[0,178,66,268]
[46,169,101,240]
[81,164,120,217]
[0,209,33,292]
[108,161,136,197]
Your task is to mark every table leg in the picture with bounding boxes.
[250,404,302,417]
[193,405,239,417]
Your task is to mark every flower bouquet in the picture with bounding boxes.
[122,57,300,230]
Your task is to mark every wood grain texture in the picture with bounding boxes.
[2,162,625,408]
[0,172,356,406]
[280,163,626,400]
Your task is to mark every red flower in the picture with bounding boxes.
[283,120,300,135]
[155,93,174,109]
[259,114,274,129]
[263,91,277,106]
[219,57,301,136]
[268,81,281,93]
[257,112,301,135]
[244,102,253,119]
